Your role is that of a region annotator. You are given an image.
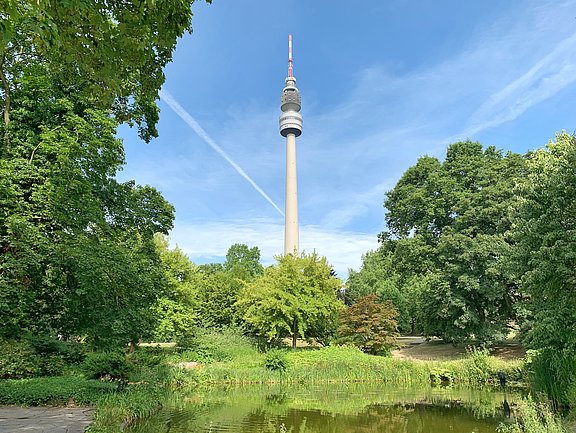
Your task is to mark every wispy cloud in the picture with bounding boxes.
[464,30,576,136]
[170,219,378,278]
[160,89,285,217]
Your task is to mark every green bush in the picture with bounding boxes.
[264,349,289,372]
[187,327,258,363]
[129,346,174,368]
[27,335,85,365]
[0,340,42,379]
[0,376,117,406]
[463,346,492,384]
[82,352,132,382]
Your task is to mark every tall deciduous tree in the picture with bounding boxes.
[152,234,199,342]
[237,253,344,348]
[510,132,576,351]
[0,65,174,347]
[0,0,211,139]
[380,141,526,343]
[224,243,264,280]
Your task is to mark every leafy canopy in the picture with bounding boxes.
[0,0,211,139]
[510,131,576,351]
[377,141,526,343]
[237,252,344,347]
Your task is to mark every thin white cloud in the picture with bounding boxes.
[465,30,576,136]
[159,89,285,217]
[170,219,377,278]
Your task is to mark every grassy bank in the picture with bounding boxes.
[163,337,524,388]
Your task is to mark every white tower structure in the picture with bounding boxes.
[279,34,303,255]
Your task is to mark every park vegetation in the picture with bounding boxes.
[1,1,576,432]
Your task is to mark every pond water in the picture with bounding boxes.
[127,383,521,433]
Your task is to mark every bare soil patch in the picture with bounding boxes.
[392,337,526,361]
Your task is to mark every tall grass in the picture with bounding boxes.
[497,398,567,433]
[87,385,167,433]
[528,349,576,407]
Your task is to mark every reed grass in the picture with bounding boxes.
[497,398,568,433]
[87,385,168,433]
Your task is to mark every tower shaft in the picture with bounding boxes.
[284,133,299,255]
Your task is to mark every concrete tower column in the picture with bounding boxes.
[279,34,302,256]
[284,132,299,255]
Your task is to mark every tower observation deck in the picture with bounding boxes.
[280,35,302,255]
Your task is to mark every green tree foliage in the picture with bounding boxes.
[337,294,399,355]
[237,253,344,348]
[224,243,264,279]
[346,250,413,333]
[0,0,210,139]
[0,65,174,347]
[151,235,199,342]
[192,244,264,328]
[510,132,576,352]
[379,141,526,343]
[196,269,243,328]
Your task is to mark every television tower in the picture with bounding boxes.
[279,34,303,255]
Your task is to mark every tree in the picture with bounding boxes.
[188,244,264,328]
[224,243,263,280]
[346,250,411,333]
[510,132,576,352]
[236,253,344,348]
[337,294,399,355]
[380,141,527,343]
[196,270,244,328]
[152,235,199,342]
[0,0,211,140]
[0,64,174,347]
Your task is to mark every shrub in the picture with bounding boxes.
[0,376,117,406]
[82,351,132,382]
[463,346,492,384]
[264,349,289,372]
[190,327,258,362]
[0,340,42,379]
[337,295,399,355]
[27,335,86,365]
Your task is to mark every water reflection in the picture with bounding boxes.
[127,383,521,433]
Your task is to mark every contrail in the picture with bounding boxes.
[159,89,285,217]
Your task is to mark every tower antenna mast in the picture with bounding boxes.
[288,34,293,77]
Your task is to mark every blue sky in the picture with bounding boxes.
[117,0,576,277]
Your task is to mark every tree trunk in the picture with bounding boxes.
[292,317,297,348]
[0,56,10,127]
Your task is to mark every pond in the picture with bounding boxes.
[127,383,521,433]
